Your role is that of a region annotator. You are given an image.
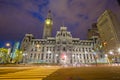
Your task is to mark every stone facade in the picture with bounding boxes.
[21,27,96,64]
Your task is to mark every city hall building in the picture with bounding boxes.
[21,11,104,65]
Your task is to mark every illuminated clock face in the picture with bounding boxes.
[46,19,51,25]
[46,19,53,25]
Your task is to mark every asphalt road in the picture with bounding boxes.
[0,65,120,80]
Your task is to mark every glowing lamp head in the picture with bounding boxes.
[105,54,108,57]
[109,51,113,54]
[6,43,10,47]
[103,42,107,46]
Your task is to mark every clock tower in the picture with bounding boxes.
[43,10,53,39]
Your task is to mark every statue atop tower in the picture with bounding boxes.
[43,10,53,39]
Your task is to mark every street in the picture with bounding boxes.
[0,65,120,80]
[0,66,60,80]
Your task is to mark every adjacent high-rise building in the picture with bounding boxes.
[97,10,120,53]
[88,23,99,41]
[88,23,104,62]
[43,10,53,39]
[117,0,120,5]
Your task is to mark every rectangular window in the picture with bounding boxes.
[79,54,81,58]
[83,48,84,52]
[83,54,85,59]
[49,54,51,59]
[30,53,32,58]
[46,54,48,59]
[41,53,44,60]
[87,54,89,59]
[38,54,40,59]
[34,53,36,59]
[42,47,44,52]
[89,48,91,52]
[90,54,92,59]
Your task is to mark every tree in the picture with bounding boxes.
[0,48,10,63]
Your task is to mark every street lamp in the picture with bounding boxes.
[118,48,120,63]
[5,43,11,55]
[105,54,110,64]
[109,51,116,64]
[6,43,10,47]
[92,49,97,66]
[105,54,108,57]
[55,54,58,63]
[93,52,97,66]
[63,55,67,66]
[23,53,27,63]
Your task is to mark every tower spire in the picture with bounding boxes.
[62,20,65,27]
[43,10,53,39]
[47,10,52,19]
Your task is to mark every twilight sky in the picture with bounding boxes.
[0,0,120,47]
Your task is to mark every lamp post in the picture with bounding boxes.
[55,54,58,63]
[72,54,74,64]
[47,51,51,63]
[109,51,114,63]
[5,43,11,55]
[93,53,97,66]
[63,55,67,66]
[92,50,97,66]
[23,53,27,63]
[5,43,12,63]
[118,48,120,64]
[105,54,110,64]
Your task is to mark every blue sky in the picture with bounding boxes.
[0,0,120,47]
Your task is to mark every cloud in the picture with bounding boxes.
[0,0,120,43]
[48,0,111,39]
[0,0,49,40]
[49,0,120,39]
